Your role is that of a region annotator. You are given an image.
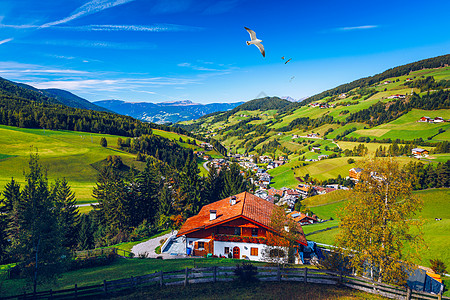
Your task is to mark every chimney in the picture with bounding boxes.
[210,210,217,221]
[230,196,237,206]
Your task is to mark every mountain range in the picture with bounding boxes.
[93,99,244,124]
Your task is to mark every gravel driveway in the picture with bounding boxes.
[131,231,177,258]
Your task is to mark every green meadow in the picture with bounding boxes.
[0,125,211,205]
[348,109,450,141]
[305,188,450,277]
[0,125,138,204]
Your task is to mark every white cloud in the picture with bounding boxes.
[56,23,201,32]
[0,38,13,45]
[29,79,119,90]
[16,39,156,50]
[337,25,378,31]
[0,61,89,76]
[40,0,136,28]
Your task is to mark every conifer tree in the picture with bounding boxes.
[53,178,79,250]
[220,163,247,199]
[78,214,94,250]
[9,153,66,291]
[204,164,222,204]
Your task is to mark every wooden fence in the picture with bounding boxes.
[2,266,448,300]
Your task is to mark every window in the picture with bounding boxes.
[224,247,230,254]
[251,228,258,237]
[234,227,241,236]
[197,242,205,249]
[250,247,258,256]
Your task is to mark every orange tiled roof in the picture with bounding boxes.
[177,192,307,245]
[288,211,318,222]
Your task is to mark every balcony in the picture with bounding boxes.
[212,233,267,244]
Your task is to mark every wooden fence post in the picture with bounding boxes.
[339,269,343,284]
[304,267,308,284]
[184,267,189,287]
[406,286,411,300]
[103,280,107,294]
[277,265,281,282]
[159,270,164,287]
[75,284,78,299]
[213,266,217,283]
[438,290,442,300]
[50,289,53,299]
[131,276,134,287]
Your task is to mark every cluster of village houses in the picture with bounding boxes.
[418,116,447,123]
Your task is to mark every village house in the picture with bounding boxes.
[433,117,444,123]
[412,148,429,156]
[387,94,406,99]
[306,133,319,138]
[311,147,321,152]
[318,155,329,160]
[176,192,308,261]
[297,185,314,199]
[418,116,432,122]
[349,167,363,181]
[288,211,319,226]
[338,93,347,99]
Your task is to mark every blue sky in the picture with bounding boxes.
[0,0,449,104]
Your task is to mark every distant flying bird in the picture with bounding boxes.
[285,58,292,64]
[281,56,285,60]
[244,27,265,57]
[289,76,295,82]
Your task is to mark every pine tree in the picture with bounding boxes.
[204,164,222,204]
[53,178,80,250]
[78,214,94,250]
[220,163,247,199]
[100,137,107,147]
[92,165,130,243]
[175,158,203,216]
[10,153,66,291]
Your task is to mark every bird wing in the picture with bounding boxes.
[285,58,292,64]
[244,27,257,40]
[254,42,265,57]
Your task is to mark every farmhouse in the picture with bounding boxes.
[349,167,363,181]
[176,192,307,261]
[418,116,431,122]
[387,94,406,99]
[288,211,319,226]
[412,148,429,156]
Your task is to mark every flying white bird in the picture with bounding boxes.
[244,27,265,57]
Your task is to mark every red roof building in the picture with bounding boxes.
[288,211,319,226]
[177,192,307,261]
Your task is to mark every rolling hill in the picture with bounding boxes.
[178,55,450,185]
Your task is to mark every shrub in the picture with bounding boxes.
[430,259,447,275]
[234,262,258,283]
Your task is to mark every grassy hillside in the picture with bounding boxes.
[305,188,450,275]
[180,65,450,187]
[348,109,450,141]
[0,125,211,205]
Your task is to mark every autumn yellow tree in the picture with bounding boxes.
[336,157,423,284]
[263,205,303,265]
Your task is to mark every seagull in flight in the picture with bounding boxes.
[245,27,265,57]
[285,58,292,64]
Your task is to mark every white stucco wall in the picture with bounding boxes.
[213,241,267,261]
